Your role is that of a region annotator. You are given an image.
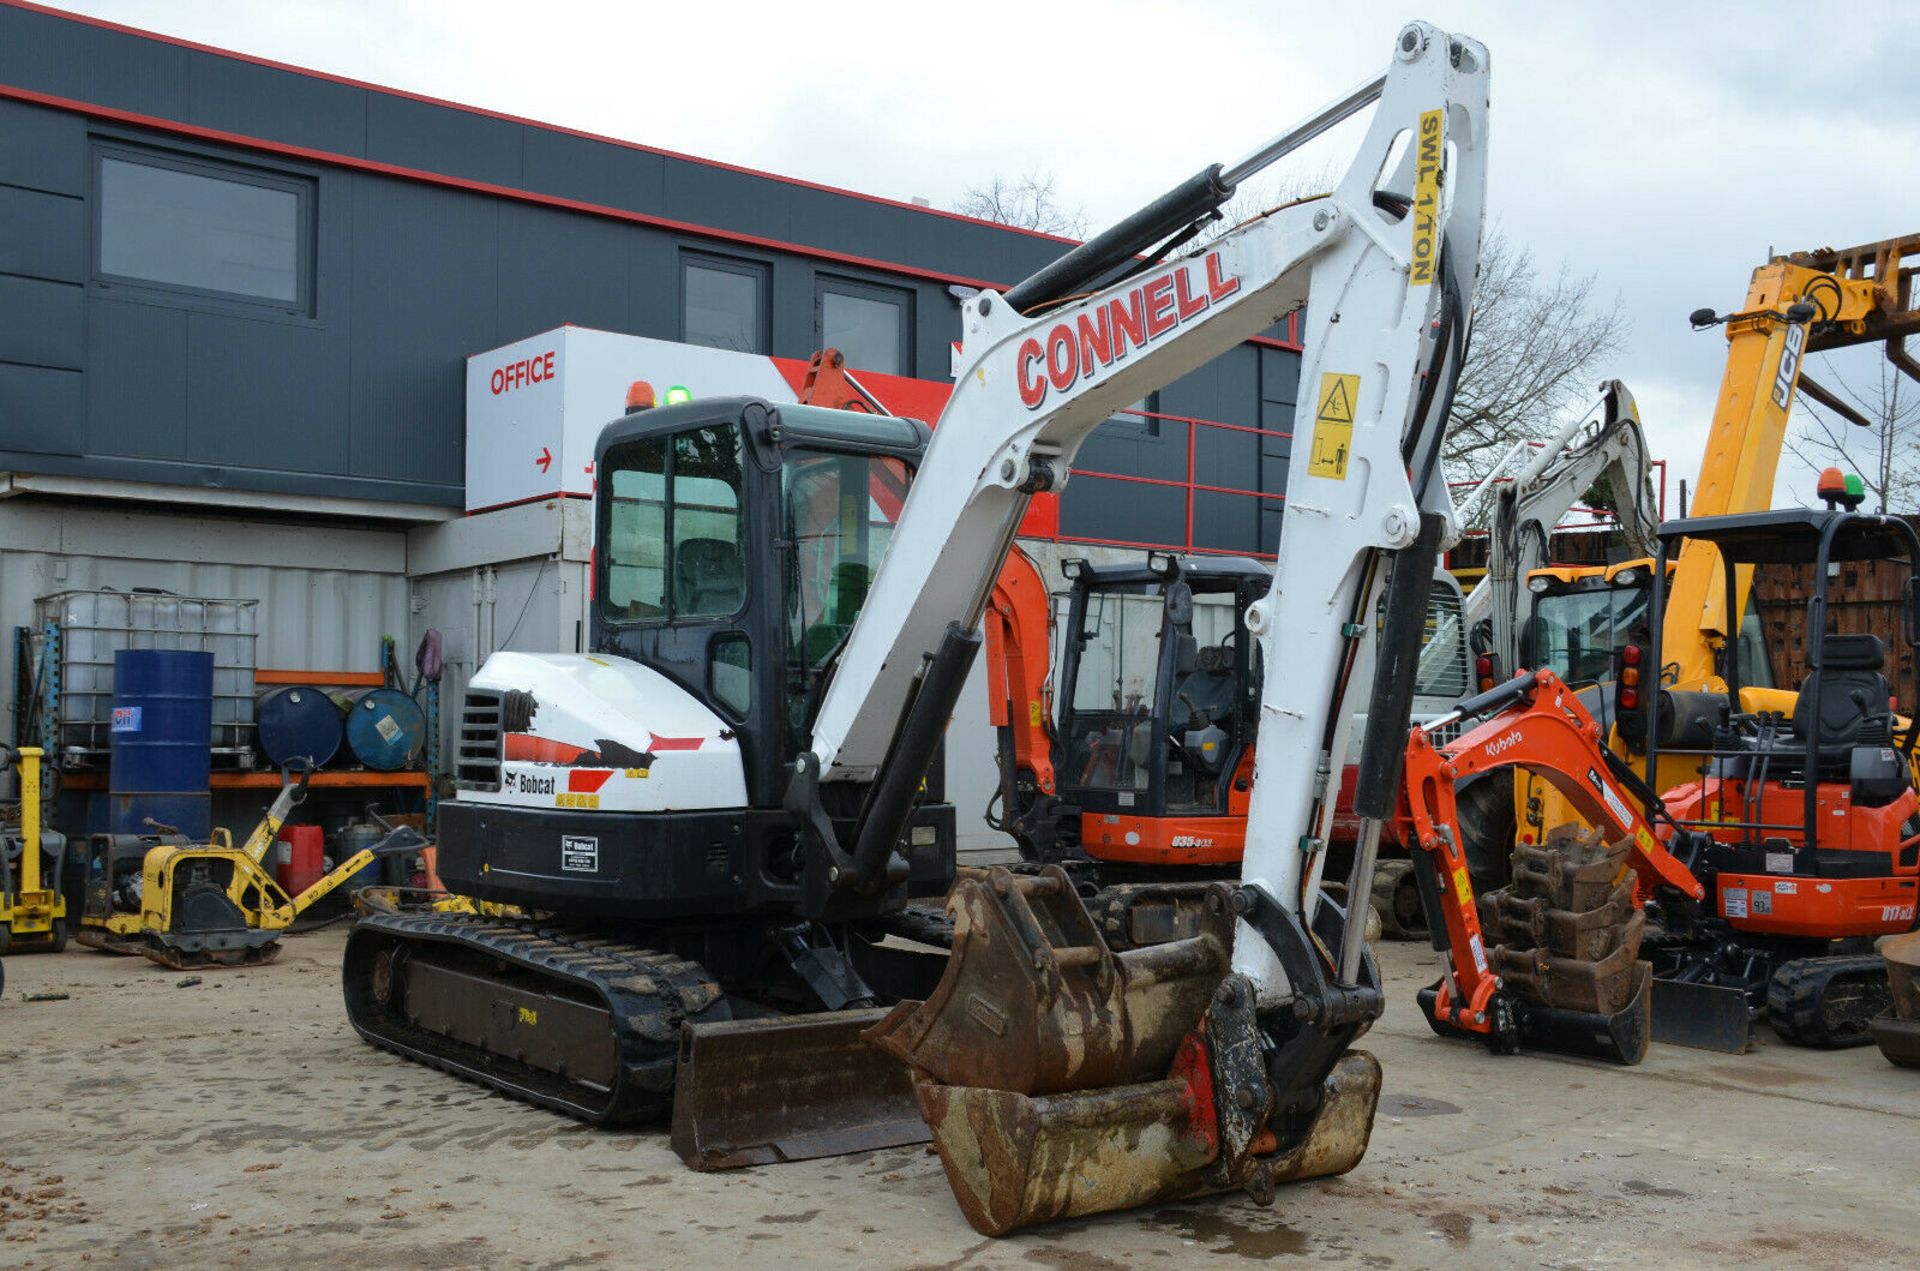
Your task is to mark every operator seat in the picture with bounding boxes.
[1174,645,1238,726]
[673,538,745,616]
[1791,633,1895,768]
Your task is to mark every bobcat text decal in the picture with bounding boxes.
[1016,251,1241,410]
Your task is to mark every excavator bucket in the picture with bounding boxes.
[1870,930,1920,1067]
[1429,827,1654,1063]
[865,866,1380,1235]
[670,1009,930,1168]
[901,1049,1382,1236]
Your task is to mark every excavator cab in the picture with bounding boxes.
[1644,498,1920,1046]
[1054,554,1268,869]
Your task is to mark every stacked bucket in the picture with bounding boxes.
[1475,825,1653,1061]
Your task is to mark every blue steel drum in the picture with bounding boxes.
[255,686,344,768]
[338,688,426,771]
[110,649,212,841]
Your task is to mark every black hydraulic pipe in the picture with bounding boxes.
[1001,166,1234,315]
[1353,513,1446,820]
[1452,670,1542,722]
[849,622,983,889]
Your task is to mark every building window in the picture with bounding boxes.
[1112,393,1161,438]
[816,277,911,376]
[94,147,313,312]
[682,254,768,353]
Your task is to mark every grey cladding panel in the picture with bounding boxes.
[662,159,790,243]
[0,7,189,118]
[348,176,496,487]
[523,129,664,216]
[1192,488,1263,555]
[367,93,523,188]
[0,274,82,370]
[0,185,85,282]
[496,202,631,342]
[0,362,82,455]
[788,187,906,267]
[905,214,1015,286]
[0,100,89,196]
[188,56,368,156]
[185,309,351,475]
[1059,470,1185,548]
[1074,416,1181,482]
[86,299,188,460]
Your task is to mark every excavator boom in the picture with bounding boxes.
[868,22,1490,1234]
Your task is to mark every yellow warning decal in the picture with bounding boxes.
[556,792,601,809]
[1451,865,1474,911]
[1028,701,1044,727]
[1410,108,1443,286]
[517,1007,539,1026]
[1308,372,1359,480]
[1635,825,1660,860]
[623,767,651,779]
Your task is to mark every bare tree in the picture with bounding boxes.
[1785,357,1920,512]
[1444,230,1629,480]
[1189,162,1341,248]
[955,169,1088,238]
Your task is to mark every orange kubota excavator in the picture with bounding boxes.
[1401,488,1920,1061]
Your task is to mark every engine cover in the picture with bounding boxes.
[459,652,747,814]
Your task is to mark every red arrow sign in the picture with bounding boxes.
[535,446,552,473]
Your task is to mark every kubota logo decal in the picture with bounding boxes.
[1481,729,1523,760]
[1016,251,1240,410]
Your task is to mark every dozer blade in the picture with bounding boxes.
[1874,931,1920,1068]
[1650,977,1752,1054]
[670,1009,930,1170]
[905,1049,1381,1237]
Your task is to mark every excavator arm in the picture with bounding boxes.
[980,545,1060,855]
[1400,667,1704,1059]
[1459,379,1657,677]
[861,22,1492,1235]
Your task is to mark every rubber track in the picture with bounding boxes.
[1765,954,1892,1049]
[343,911,725,1124]
[877,903,955,949]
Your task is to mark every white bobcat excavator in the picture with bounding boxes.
[345,19,1490,1234]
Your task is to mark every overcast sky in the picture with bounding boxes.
[54,0,1920,510]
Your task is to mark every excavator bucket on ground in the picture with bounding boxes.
[1871,930,1920,1067]
[865,867,1380,1236]
[1421,827,1653,1063]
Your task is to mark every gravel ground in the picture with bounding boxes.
[2,926,1915,1269]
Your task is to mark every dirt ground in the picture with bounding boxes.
[2,926,1916,1270]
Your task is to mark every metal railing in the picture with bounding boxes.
[1058,406,1292,560]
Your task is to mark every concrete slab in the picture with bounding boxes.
[1,928,1914,1268]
